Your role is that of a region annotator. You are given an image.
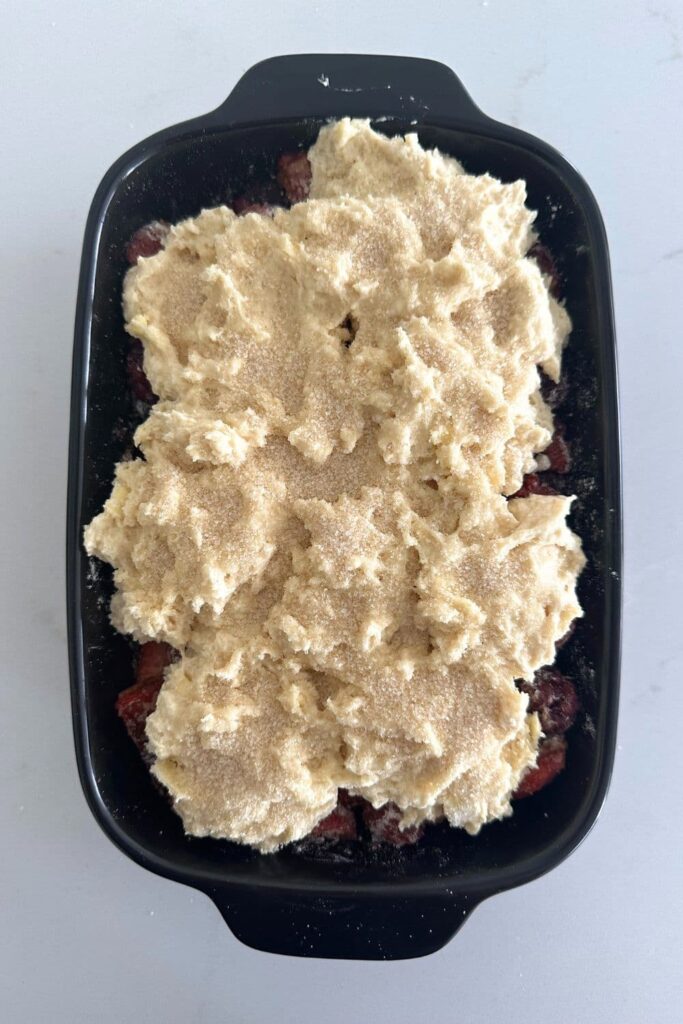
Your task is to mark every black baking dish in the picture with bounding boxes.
[67,53,621,960]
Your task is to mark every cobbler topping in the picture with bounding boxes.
[85,120,584,851]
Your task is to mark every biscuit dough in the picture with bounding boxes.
[84,119,584,851]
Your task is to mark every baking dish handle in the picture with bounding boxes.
[208,886,479,960]
[207,53,489,127]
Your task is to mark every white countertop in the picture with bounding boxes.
[2,2,682,1020]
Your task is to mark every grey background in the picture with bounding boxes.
[2,1,681,1021]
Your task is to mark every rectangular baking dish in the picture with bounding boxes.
[67,53,621,960]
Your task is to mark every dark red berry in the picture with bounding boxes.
[338,788,366,809]
[310,802,358,840]
[276,152,312,204]
[232,196,277,217]
[511,473,559,499]
[543,430,571,473]
[116,677,163,756]
[116,642,178,758]
[528,240,562,299]
[125,221,169,265]
[513,736,567,798]
[362,802,425,846]
[126,339,156,404]
[520,668,580,736]
[136,641,177,687]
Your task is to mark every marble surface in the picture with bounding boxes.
[2,1,682,1020]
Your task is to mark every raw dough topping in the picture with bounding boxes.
[84,119,584,851]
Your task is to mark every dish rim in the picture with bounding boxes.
[67,53,622,908]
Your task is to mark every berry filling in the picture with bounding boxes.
[126,339,156,405]
[116,642,177,761]
[362,802,425,846]
[519,668,580,736]
[513,736,567,799]
[528,239,562,299]
[543,429,571,473]
[125,220,169,264]
[310,803,358,841]
[276,151,312,204]
[232,196,277,217]
[512,473,560,499]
